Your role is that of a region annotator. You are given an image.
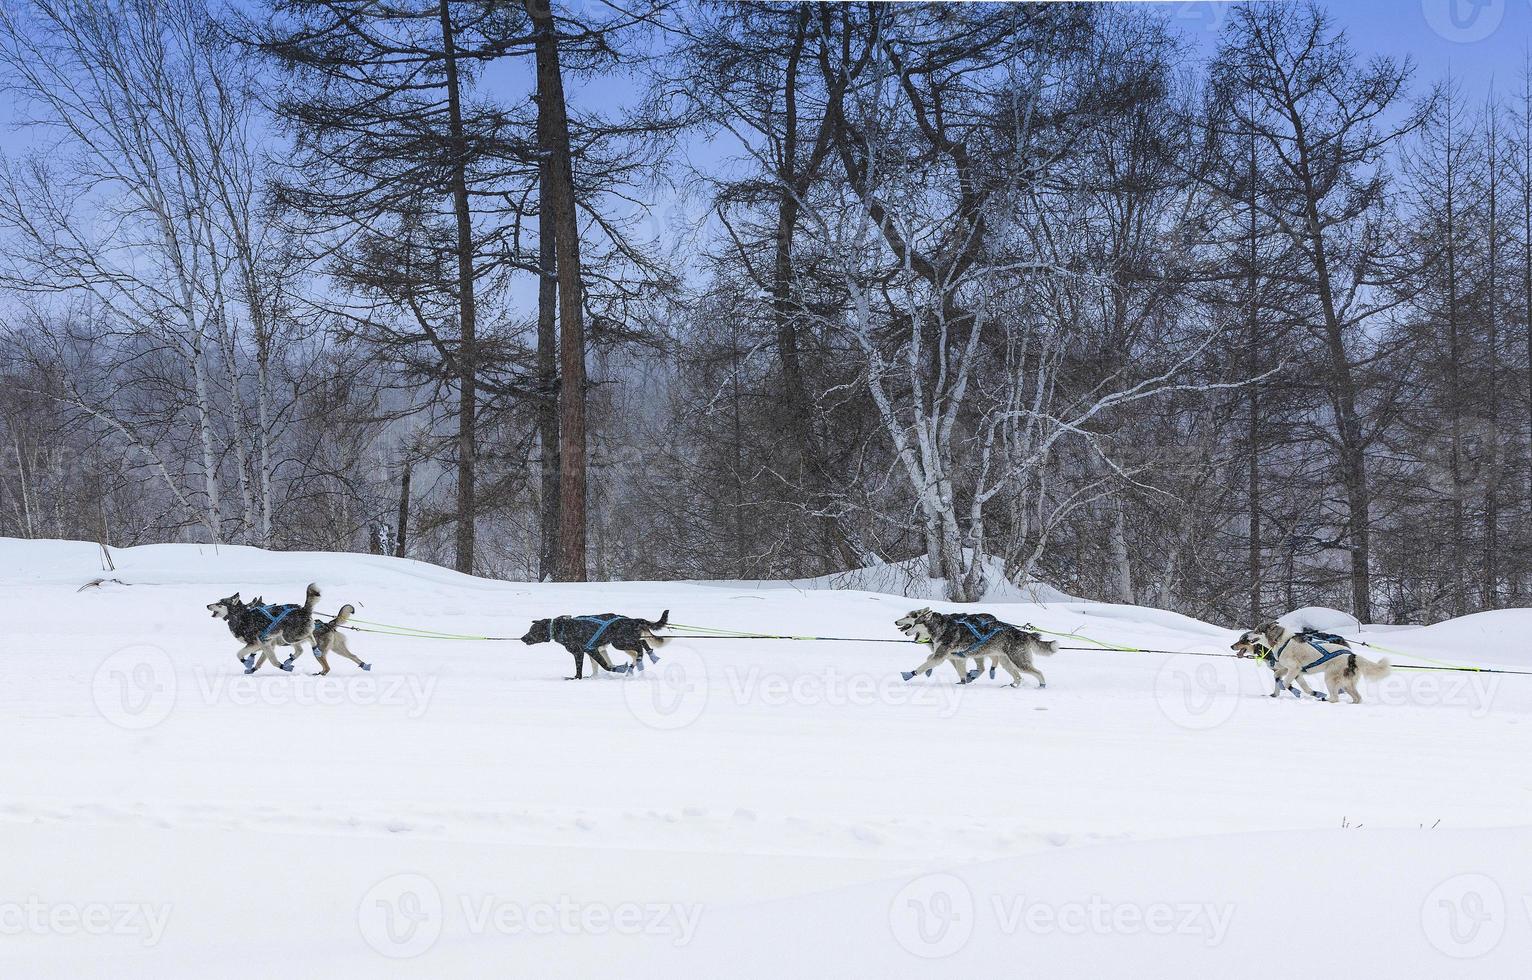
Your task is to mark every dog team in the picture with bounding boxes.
[206,584,370,676]
[208,584,1391,702]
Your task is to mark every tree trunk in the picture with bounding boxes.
[1110,500,1133,604]
[190,348,222,544]
[439,0,477,576]
[527,0,588,581]
[1246,130,1263,623]
[1445,118,1466,618]
[536,132,561,582]
[1484,109,1500,608]
[1296,147,1371,622]
[395,459,412,558]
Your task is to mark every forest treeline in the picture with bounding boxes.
[0,0,1528,625]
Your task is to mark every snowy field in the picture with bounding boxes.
[2,538,1529,977]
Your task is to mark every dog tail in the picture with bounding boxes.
[1029,633,1057,656]
[331,603,354,628]
[643,609,672,646]
[1357,655,1390,680]
[302,583,321,616]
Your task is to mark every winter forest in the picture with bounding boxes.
[0,0,1527,627]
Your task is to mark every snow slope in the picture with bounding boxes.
[1,538,1528,977]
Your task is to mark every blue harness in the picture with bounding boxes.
[251,603,300,641]
[1271,631,1351,672]
[954,616,1008,658]
[556,614,623,651]
[1301,641,1351,672]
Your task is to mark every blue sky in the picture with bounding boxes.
[1162,0,1531,99]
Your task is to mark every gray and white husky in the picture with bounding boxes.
[310,604,372,676]
[894,608,1055,688]
[206,584,321,673]
[1233,622,1390,703]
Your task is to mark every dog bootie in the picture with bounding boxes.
[924,669,932,677]
[244,663,258,675]
[361,663,372,671]
[901,670,916,682]
[648,651,661,664]
[988,666,996,680]
[964,669,981,683]
[280,659,295,672]
[636,658,645,672]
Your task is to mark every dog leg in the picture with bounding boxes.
[996,657,1024,688]
[639,639,660,665]
[568,649,586,681]
[235,642,261,672]
[331,636,369,671]
[1018,664,1045,689]
[950,656,976,684]
[901,651,948,682]
[591,647,627,675]
[312,651,330,677]
[280,642,301,672]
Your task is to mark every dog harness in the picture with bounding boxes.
[1269,631,1352,672]
[251,603,301,641]
[953,615,1009,658]
[555,614,623,651]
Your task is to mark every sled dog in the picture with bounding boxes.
[894,608,1054,688]
[1233,622,1390,703]
[207,584,321,673]
[521,610,672,680]
[310,604,372,676]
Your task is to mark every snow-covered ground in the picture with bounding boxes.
[1,538,1528,977]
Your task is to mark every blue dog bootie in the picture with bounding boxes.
[900,670,916,682]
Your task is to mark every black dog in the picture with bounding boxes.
[520,610,671,679]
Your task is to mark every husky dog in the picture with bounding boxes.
[206,584,321,674]
[1231,629,1320,699]
[1234,622,1390,703]
[310,604,372,676]
[894,608,1054,688]
[520,610,672,680]
[894,608,1000,682]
